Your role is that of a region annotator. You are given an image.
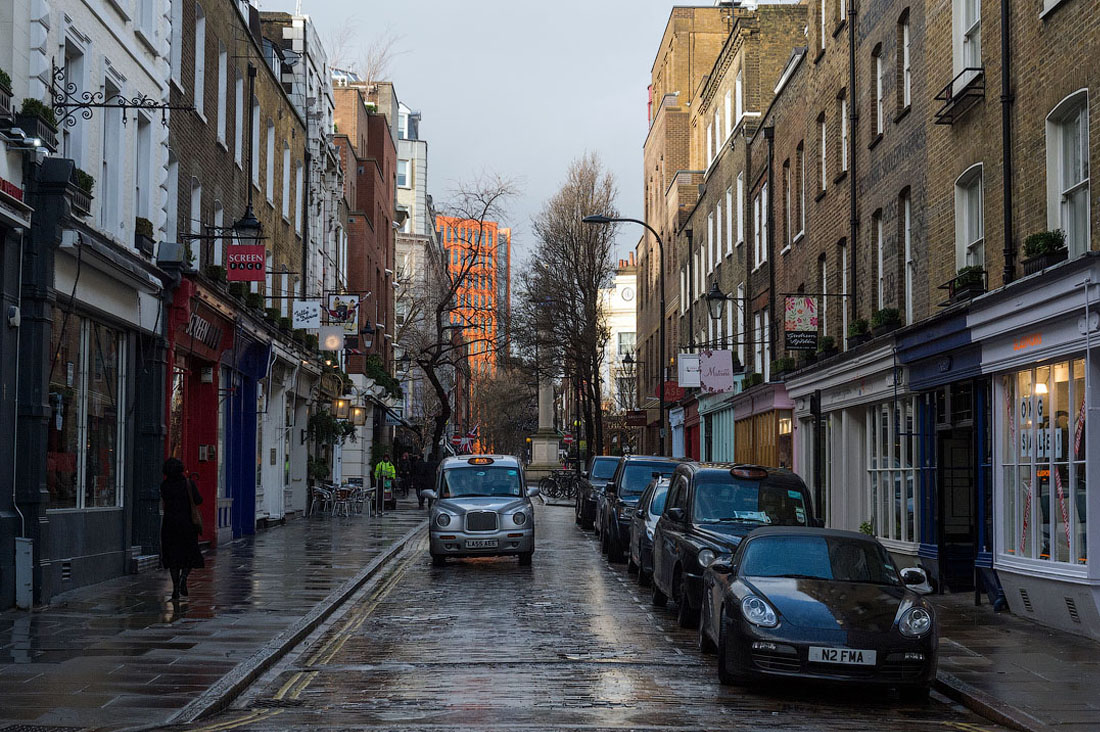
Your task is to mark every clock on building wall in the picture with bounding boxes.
[621,287,635,302]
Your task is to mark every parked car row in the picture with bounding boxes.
[577,455,938,700]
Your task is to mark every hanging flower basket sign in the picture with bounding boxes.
[784,295,819,351]
[227,245,267,282]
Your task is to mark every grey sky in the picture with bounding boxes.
[260,0,676,263]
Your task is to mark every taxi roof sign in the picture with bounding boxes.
[468,457,495,465]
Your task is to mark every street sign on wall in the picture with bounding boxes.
[625,409,648,427]
[784,296,819,351]
[227,245,266,282]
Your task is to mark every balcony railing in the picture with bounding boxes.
[934,67,985,125]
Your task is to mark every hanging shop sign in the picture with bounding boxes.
[292,299,322,329]
[227,245,267,282]
[678,353,701,388]
[625,409,648,427]
[699,350,735,394]
[784,295,819,351]
[327,294,360,334]
[660,380,686,402]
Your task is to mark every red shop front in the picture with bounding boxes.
[683,397,700,461]
[166,279,235,544]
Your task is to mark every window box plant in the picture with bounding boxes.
[69,167,95,217]
[743,372,764,389]
[305,333,319,352]
[134,216,155,256]
[871,307,902,337]
[203,264,227,283]
[949,266,986,302]
[1021,229,1068,275]
[229,281,248,299]
[847,319,870,348]
[771,356,796,377]
[278,316,292,331]
[0,69,12,118]
[16,98,58,151]
[264,307,280,323]
[799,350,817,368]
[817,335,838,358]
[245,292,264,310]
[292,328,307,345]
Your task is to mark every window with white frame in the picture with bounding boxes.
[874,210,884,308]
[735,69,744,124]
[999,361,1087,565]
[212,199,224,266]
[736,282,745,366]
[797,142,806,235]
[265,119,275,201]
[954,164,984,268]
[165,152,179,239]
[295,160,304,233]
[1046,91,1090,256]
[736,172,745,245]
[874,48,884,135]
[902,190,914,324]
[708,211,716,271]
[61,41,86,166]
[819,0,827,54]
[189,177,202,268]
[193,3,205,116]
[953,0,981,76]
[839,0,847,22]
[216,43,227,142]
[726,186,734,254]
[251,97,260,185]
[397,159,410,188]
[840,241,849,343]
[281,143,291,218]
[134,114,152,222]
[170,0,183,87]
[819,113,828,190]
[138,0,155,41]
[753,311,763,374]
[753,190,762,268]
[725,89,733,138]
[840,92,849,171]
[680,268,686,315]
[784,160,792,248]
[820,255,829,336]
[762,306,771,381]
[761,183,768,262]
[901,11,912,109]
[100,75,123,237]
[867,397,919,543]
[46,311,127,510]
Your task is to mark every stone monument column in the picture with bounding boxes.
[527,367,561,482]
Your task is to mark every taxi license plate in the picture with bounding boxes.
[466,539,498,549]
[808,647,876,665]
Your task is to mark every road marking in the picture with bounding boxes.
[191,709,281,732]
[942,723,996,732]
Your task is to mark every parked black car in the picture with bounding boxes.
[698,527,936,700]
[576,455,619,530]
[628,475,670,586]
[599,455,687,563]
[651,463,818,629]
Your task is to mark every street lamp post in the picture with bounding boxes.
[583,215,667,456]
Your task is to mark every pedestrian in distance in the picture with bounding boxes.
[412,453,431,509]
[160,457,205,601]
[398,451,412,497]
[374,453,397,512]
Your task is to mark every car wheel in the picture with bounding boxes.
[698,592,717,654]
[581,512,594,530]
[651,581,668,607]
[607,533,625,563]
[899,685,930,703]
[575,500,583,525]
[431,554,446,567]
[518,551,533,566]
[637,567,652,587]
[676,574,699,629]
[600,525,610,555]
[627,552,638,574]
[717,606,747,686]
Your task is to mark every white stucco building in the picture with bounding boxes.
[600,253,638,414]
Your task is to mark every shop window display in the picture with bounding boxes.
[866,398,919,544]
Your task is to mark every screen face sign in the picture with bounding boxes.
[227,245,266,281]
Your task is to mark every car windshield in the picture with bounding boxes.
[740,535,901,585]
[692,477,809,526]
[649,483,669,516]
[590,458,618,480]
[621,463,677,496]
[441,466,523,498]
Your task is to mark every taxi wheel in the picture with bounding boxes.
[431,554,446,567]
[518,551,533,566]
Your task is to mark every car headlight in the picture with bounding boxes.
[741,595,779,628]
[697,549,717,567]
[899,606,933,637]
[435,513,452,528]
[512,511,527,526]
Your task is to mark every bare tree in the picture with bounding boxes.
[325,22,404,86]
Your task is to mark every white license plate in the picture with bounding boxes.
[466,539,498,549]
[808,647,877,665]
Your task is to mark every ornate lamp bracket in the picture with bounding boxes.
[50,62,194,128]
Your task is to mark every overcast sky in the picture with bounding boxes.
[260,0,677,264]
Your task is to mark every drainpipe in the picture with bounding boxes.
[1000,0,1015,285]
[686,229,695,352]
[765,125,775,364]
[847,2,859,319]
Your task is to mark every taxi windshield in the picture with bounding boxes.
[692,477,809,526]
[442,466,523,498]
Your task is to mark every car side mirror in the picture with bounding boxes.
[581,470,589,479]
[422,489,438,500]
[634,508,644,518]
[900,567,928,586]
[667,507,686,523]
[605,482,617,495]
[710,560,734,574]
[526,486,540,498]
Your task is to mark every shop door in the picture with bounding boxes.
[938,429,977,591]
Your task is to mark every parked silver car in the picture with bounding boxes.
[422,455,538,566]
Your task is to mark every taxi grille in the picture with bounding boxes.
[466,512,498,532]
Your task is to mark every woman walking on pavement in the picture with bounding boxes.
[160,457,205,601]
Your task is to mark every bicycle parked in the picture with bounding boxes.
[538,469,583,500]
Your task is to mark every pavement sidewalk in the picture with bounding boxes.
[0,498,427,731]
[933,593,1100,731]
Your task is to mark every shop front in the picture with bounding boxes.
[969,256,1100,638]
[728,382,793,470]
[225,328,271,539]
[698,391,736,462]
[683,397,700,460]
[669,406,685,458]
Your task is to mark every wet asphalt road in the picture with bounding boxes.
[181,502,1007,732]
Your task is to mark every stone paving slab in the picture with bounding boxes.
[0,498,427,731]
[933,592,1100,731]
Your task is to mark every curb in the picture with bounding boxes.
[154,520,427,729]
[934,670,1052,732]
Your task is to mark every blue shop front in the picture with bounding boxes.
[224,328,272,540]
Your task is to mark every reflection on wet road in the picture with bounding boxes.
[181,503,1006,731]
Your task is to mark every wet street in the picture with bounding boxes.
[177,502,1007,732]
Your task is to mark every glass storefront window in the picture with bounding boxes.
[45,309,127,510]
[999,360,1086,566]
[866,398,919,544]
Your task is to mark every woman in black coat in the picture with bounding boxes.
[160,457,205,600]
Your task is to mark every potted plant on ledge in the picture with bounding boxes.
[771,357,796,379]
[950,266,986,303]
[847,319,870,349]
[69,168,95,217]
[817,335,838,359]
[134,217,155,255]
[1021,229,1068,275]
[871,307,902,338]
[203,264,227,283]
[16,98,58,151]
[0,68,12,118]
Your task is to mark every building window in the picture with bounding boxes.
[753,185,768,269]
[874,210,884,308]
[190,177,202,267]
[281,143,291,218]
[999,361,1087,565]
[234,69,244,167]
[736,282,745,366]
[873,46,884,135]
[170,0,183,87]
[954,164,984,268]
[295,160,304,233]
[617,331,636,356]
[137,0,155,40]
[397,159,410,188]
[839,0,847,22]
[899,190,913,324]
[899,10,912,109]
[707,124,714,167]
[797,142,806,235]
[953,0,981,76]
[265,119,275,201]
[839,91,849,171]
[783,160,792,249]
[753,311,764,375]
[819,0,827,54]
[839,241,849,345]
[725,89,733,138]
[762,306,771,381]
[867,398,919,543]
[735,69,744,124]
[1046,91,1090,256]
[251,97,260,185]
[134,113,152,222]
[707,212,715,272]
[100,76,123,237]
[216,42,227,142]
[193,3,205,117]
[736,172,745,245]
[213,199,224,266]
[46,312,127,510]
[820,255,829,337]
[819,113,828,191]
[726,185,734,254]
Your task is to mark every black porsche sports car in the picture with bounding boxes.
[698,527,937,701]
